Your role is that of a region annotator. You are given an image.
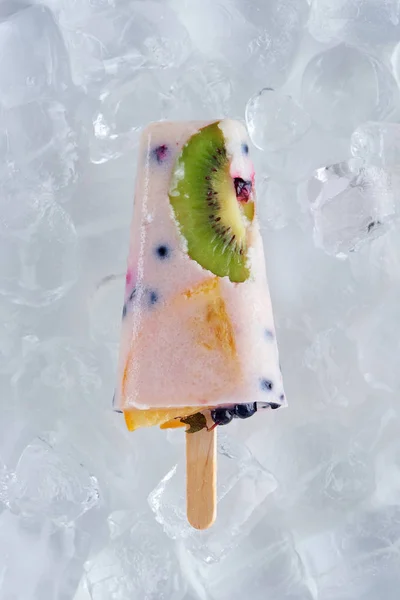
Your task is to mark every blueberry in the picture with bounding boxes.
[279,394,285,401]
[269,403,281,410]
[155,244,170,259]
[265,329,275,341]
[153,144,169,164]
[122,304,127,318]
[241,143,249,155]
[148,290,159,306]
[234,177,252,201]
[234,403,257,419]
[211,407,234,426]
[260,378,274,392]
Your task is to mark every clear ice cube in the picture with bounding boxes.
[0,4,71,108]
[351,121,400,169]
[170,0,256,68]
[0,100,79,196]
[298,506,400,600]
[165,57,232,121]
[0,510,90,600]
[246,88,311,152]
[192,520,314,600]
[6,436,100,524]
[308,0,400,45]
[148,434,277,563]
[85,512,187,600]
[302,44,398,135]
[244,0,310,90]
[0,201,79,306]
[309,161,398,257]
[249,418,376,535]
[62,0,191,88]
[261,125,350,184]
[89,69,168,164]
[355,290,400,393]
[304,327,368,408]
[257,178,300,231]
[349,221,400,290]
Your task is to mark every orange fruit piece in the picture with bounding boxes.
[124,406,203,431]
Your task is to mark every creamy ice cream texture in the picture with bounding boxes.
[114,119,285,428]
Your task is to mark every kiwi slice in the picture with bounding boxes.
[169,122,254,283]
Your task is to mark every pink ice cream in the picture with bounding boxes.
[115,119,285,412]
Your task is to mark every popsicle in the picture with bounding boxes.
[114,119,286,432]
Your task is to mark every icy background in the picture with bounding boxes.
[2,0,400,598]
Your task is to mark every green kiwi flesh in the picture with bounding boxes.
[169,122,253,283]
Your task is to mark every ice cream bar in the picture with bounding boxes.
[115,119,285,431]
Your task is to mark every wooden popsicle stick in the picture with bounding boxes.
[186,426,217,530]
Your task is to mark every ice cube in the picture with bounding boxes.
[10,335,115,474]
[89,69,168,164]
[165,57,232,121]
[11,335,180,511]
[0,183,31,228]
[221,0,309,113]
[261,125,350,184]
[301,44,398,135]
[0,4,71,108]
[0,100,79,196]
[351,121,400,169]
[304,327,368,408]
[191,520,315,600]
[170,0,256,68]
[0,299,23,374]
[0,201,79,306]
[246,89,311,152]
[242,0,310,90]
[148,434,277,563]
[62,0,191,88]
[69,157,134,243]
[171,0,309,95]
[0,510,90,600]
[355,290,400,393]
[375,433,400,505]
[391,39,400,88]
[257,178,300,231]
[262,221,357,335]
[298,506,400,600]
[122,1,192,69]
[85,512,187,600]
[73,576,92,600]
[6,436,100,524]
[349,222,400,290]
[41,0,115,24]
[12,337,105,414]
[309,161,398,257]
[308,0,400,45]
[249,418,376,535]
